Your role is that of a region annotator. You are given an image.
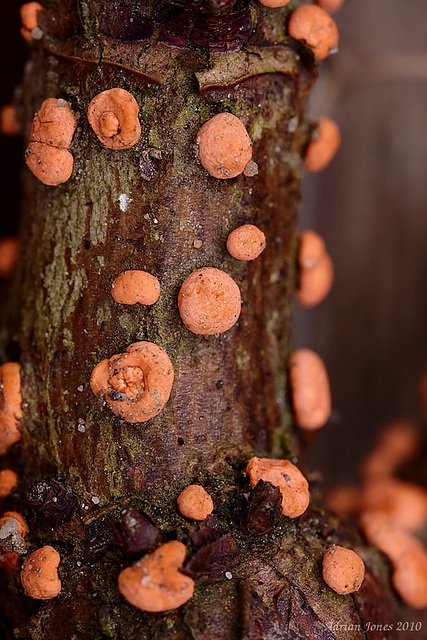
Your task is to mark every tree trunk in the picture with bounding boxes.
[0,1,411,638]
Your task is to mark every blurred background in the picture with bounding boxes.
[1,1,426,487]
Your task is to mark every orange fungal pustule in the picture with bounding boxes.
[227,225,266,261]
[0,105,20,136]
[0,511,27,573]
[21,546,62,599]
[259,0,291,7]
[288,5,339,61]
[305,117,341,173]
[0,238,20,278]
[91,341,174,423]
[178,267,241,335]
[322,546,365,595]
[111,270,160,306]
[297,230,333,307]
[316,0,345,14]
[0,363,22,455]
[118,541,194,612]
[88,88,141,150]
[360,478,427,533]
[246,457,310,518]
[20,2,43,41]
[197,113,253,179]
[360,419,420,480]
[288,349,331,431]
[0,470,18,498]
[25,98,77,186]
[177,485,214,521]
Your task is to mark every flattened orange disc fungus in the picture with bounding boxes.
[20,2,43,41]
[0,363,22,455]
[197,113,253,179]
[0,105,20,136]
[88,88,141,150]
[25,98,77,186]
[178,267,241,335]
[305,117,341,172]
[0,470,18,498]
[91,341,174,423]
[111,270,160,306]
[246,457,310,518]
[0,238,20,278]
[177,485,214,521]
[297,230,334,307]
[21,546,62,599]
[227,224,266,261]
[259,0,291,7]
[118,541,194,612]
[288,5,339,61]
[288,349,331,430]
[316,0,345,13]
[0,511,27,573]
[322,546,365,595]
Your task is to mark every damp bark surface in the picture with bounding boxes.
[0,1,414,639]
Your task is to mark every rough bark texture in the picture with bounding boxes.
[0,1,416,638]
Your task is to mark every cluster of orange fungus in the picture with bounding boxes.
[0,105,20,136]
[288,5,339,61]
[177,485,214,521]
[288,349,331,431]
[21,546,62,599]
[178,267,241,335]
[0,511,27,573]
[359,511,427,609]
[197,113,253,179]
[297,230,333,307]
[246,457,310,518]
[0,238,20,278]
[0,363,22,455]
[111,270,160,306]
[20,2,42,41]
[0,470,18,498]
[322,546,365,595]
[25,98,77,186]
[316,0,345,14]
[88,88,141,150]
[305,117,341,173]
[259,0,291,7]
[118,541,194,612]
[90,341,174,423]
[227,224,266,261]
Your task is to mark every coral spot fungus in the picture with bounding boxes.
[0,363,22,455]
[88,88,141,150]
[177,485,214,521]
[111,270,160,306]
[288,5,339,61]
[197,113,253,179]
[21,546,62,599]
[227,225,266,261]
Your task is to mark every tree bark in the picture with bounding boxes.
[0,1,412,638]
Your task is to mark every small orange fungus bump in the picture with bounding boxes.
[392,545,427,610]
[360,419,420,480]
[227,225,266,261]
[297,230,333,307]
[21,546,61,600]
[178,267,241,335]
[0,238,20,278]
[177,485,214,521]
[305,117,341,173]
[91,341,174,423]
[259,0,291,7]
[323,546,365,595]
[111,270,160,306]
[246,457,310,518]
[288,5,339,61]
[316,0,345,13]
[197,113,253,179]
[0,105,20,136]
[0,363,22,455]
[20,2,43,41]
[360,478,427,533]
[289,349,331,431]
[88,88,141,150]
[0,511,27,573]
[0,470,18,498]
[118,540,194,612]
[25,98,77,186]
